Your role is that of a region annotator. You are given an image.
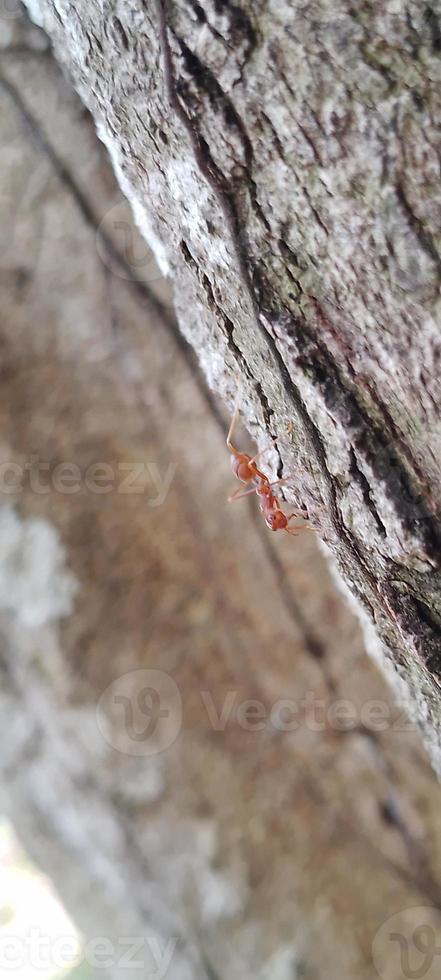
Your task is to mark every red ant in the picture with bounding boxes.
[226,399,311,536]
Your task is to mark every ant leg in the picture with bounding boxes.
[228,485,259,503]
[262,477,286,490]
[228,478,286,504]
[285,521,314,534]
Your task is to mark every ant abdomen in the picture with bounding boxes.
[231,454,253,483]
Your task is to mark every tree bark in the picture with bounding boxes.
[2,7,441,980]
[22,0,441,763]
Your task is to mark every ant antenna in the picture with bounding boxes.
[226,376,243,452]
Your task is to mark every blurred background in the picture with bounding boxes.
[1,5,441,980]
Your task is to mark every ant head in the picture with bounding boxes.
[230,453,252,483]
[265,509,288,531]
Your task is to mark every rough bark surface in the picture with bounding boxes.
[21,0,441,764]
[1,7,441,980]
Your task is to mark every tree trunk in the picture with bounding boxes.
[1,5,441,980]
[22,0,441,763]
